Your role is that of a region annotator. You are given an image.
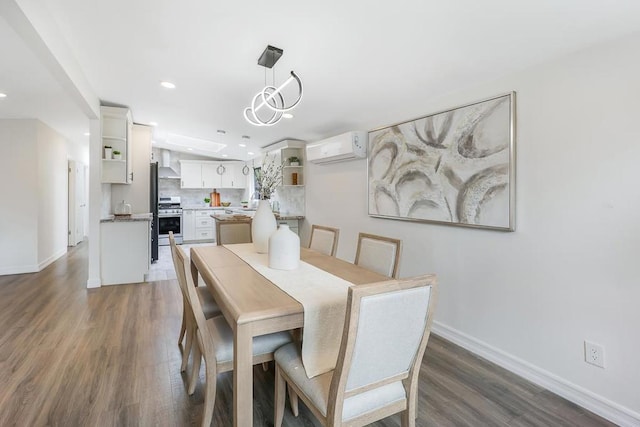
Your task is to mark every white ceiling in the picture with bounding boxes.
[4,1,640,160]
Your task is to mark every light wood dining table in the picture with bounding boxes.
[190,245,388,427]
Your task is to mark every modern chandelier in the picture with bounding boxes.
[243,45,303,127]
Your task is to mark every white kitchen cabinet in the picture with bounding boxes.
[221,162,247,188]
[202,163,223,188]
[180,162,203,188]
[195,210,215,241]
[183,209,216,242]
[180,160,245,189]
[100,219,150,285]
[182,209,196,241]
[101,106,133,184]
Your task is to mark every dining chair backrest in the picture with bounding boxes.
[216,219,252,245]
[309,225,340,257]
[174,245,217,361]
[327,275,438,424]
[354,232,402,278]
[169,232,189,299]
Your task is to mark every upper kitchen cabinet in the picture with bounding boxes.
[263,139,305,187]
[101,106,133,184]
[219,162,249,188]
[180,160,247,189]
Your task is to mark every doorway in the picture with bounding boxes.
[68,160,87,246]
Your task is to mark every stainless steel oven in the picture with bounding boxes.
[158,196,183,245]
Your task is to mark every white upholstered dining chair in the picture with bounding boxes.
[169,232,221,375]
[215,219,252,245]
[274,274,438,427]
[309,224,340,257]
[174,244,292,427]
[354,232,402,278]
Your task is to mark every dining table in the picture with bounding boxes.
[189,244,388,427]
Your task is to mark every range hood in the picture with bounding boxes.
[158,149,180,179]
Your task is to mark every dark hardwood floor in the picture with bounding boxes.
[0,242,616,426]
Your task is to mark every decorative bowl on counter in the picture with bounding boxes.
[221,202,231,207]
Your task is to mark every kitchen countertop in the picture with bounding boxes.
[182,205,253,210]
[100,213,153,223]
[211,213,304,221]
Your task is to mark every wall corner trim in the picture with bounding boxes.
[431,321,640,427]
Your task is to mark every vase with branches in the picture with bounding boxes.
[255,156,284,200]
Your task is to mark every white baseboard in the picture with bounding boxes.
[0,248,66,276]
[86,278,101,288]
[432,321,640,427]
[0,264,38,275]
[37,249,67,271]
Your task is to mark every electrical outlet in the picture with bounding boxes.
[584,341,605,368]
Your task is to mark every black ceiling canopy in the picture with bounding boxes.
[257,45,283,68]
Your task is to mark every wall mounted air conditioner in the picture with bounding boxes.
[306,131,368,164]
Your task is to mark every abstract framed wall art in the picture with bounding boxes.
[368,92,515,231]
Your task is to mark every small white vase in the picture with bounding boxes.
[252,200,277,253]
[269,225,300,270]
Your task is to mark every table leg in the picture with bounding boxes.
[234,324,253,427]
[190,258,199,286]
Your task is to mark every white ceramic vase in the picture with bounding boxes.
[252,200,277,253]
[268,225,300,270]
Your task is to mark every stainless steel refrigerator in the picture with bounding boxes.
[150,162,159,262]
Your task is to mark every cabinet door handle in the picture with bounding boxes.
[181,180,184,187]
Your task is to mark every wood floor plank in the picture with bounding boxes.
[0,242,618,426]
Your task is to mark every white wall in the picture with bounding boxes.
[0,120,38,274]
[0,119,86,275]
[304,33,640,424]
[36,122,70,267]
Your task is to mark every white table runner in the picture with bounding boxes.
[224,243,351,378]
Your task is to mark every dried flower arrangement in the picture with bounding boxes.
[255,156,283,200]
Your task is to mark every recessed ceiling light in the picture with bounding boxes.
[149,121,158,126]
[0,93,7,98]
[160,81,176,89]
[282,113,293,119]
[222,154,228,157]
[84,132,90,136]
[187,148,193,151]
[217,129,226,134]
[247,151,255,155]
[238,143,246,148]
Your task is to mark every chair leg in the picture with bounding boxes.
[288,387,299,417]
[201,357,217,427]
[274,365,286,427]
[178,302,187,349]
[181,320,194,372]
[402,395,417,427]
[401,410,414,427]
[188,338,202,395]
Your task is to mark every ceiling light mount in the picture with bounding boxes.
[257,45,283,68]
[243,45,303,127]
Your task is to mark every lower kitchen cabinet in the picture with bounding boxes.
[183,209,196,241]
[100,219,150,285]
[183,209,216,242]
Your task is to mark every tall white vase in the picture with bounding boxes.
[252,200,277,253]
[269,225,300,270]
